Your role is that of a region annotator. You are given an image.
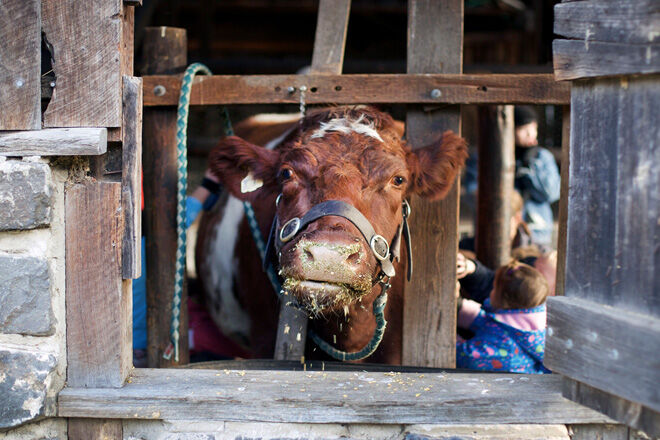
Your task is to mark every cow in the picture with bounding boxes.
[195,106,467,364]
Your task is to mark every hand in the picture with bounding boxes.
[456,252,476,279]
[204,167,220,183]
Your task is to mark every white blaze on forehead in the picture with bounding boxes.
[310,115,384,143]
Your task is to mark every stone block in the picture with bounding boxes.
[0,160,51,231]
[0,345,57,430]
[0,254,53,335]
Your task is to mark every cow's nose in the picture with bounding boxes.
[303,243,364,268]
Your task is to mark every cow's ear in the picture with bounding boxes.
[406,131,468,201]
[208,136,279,201]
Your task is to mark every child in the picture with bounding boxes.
[456,260,551,374]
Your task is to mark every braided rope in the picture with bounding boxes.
[168,63,212,362]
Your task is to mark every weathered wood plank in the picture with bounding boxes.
[0,127,107,156]
[554,0,660,45]
[142,74,570,106]
[546,296,660,414]
[565,77,660,316]
[567,423,629,440]
[58,368,613,425]
[564,378,660,438]
[121,76,142,279]
[0,0,41,130]
[42,0,122,127]
[553,39,660,81]
[403,0,462,368]
[68,418,122,440]
[141,27,189,367]
[475,105,515,269]
[65,182,131,388]
[310,0,350,74]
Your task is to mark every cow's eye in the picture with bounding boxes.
[392,176,406,186]
[279,168,294,181]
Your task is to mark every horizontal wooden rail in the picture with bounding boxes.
[142,74,570,106]
[58,368,612,424]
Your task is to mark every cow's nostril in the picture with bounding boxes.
[346,251,362,266]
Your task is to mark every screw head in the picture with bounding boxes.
[287,86,296,94]
[153,85,166,96]
[430,88,442,99]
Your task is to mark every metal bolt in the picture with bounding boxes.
[50,81,56,88]
[287,86,296,94]
[15,79,24,88]
[430,88,442,99]
[299,85,307,92]
[153,85,166,96]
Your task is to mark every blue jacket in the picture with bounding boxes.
[515,147,560,246]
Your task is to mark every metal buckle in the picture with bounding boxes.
[370,234,390,261]
[279,217,301,243]
[402,199,411,218]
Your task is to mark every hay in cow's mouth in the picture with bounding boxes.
[282,278,369,317]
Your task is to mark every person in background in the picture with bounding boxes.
[456,260,551,374]
[514,106,560,247]
[132,168,223,367]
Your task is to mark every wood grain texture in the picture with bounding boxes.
[553,39,660,81]
[567,423,629,440]
[58,368,613,425]
[554,0,660,45]
[143,74,570,106]
[121,76,142,279]
[68,418,122,440]
[564,378,660,438]
[546,296,660,413]
[0,127,107,156]
[42,0,122,127]
[141,27,189,367]
[475,105,515,270]
[65,182,131,388]
[0,0,41,130]
[403,0,462,368]
[310,0,350,74]
[565,77,660,317]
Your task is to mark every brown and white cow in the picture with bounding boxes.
[196,106,467,364]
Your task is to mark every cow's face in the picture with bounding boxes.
[210,107,467,315]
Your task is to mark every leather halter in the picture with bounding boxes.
[264,199,412,284]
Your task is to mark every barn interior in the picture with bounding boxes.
[133,0,565,365]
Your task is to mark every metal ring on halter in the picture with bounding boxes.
[402,199,411,218]
[279,217,301,243]
[370,234,390,261]
[275,193,283,207]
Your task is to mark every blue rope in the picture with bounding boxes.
[168,63,212,362]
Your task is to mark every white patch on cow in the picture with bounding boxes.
[250,113,302,124]
[310,115,384,143]
[241,171,263,193]
[205,196,251,342]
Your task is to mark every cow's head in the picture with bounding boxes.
[210,106,467,315]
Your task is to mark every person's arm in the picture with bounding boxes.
[457,298,483,330]
[458,258,495,304]
[515,148,560,204]
[186,169,222,228]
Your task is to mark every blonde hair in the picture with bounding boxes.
[493,260,549,309]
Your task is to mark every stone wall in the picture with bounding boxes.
[0,157,68,439]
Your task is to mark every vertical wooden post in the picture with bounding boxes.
[475,105,515,269]
[274,0,351,361]
[141,27,189,367]
[403,0,463,368]
[555,105,570,296]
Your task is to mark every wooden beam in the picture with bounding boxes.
[0,0,41,130]
[42,0,122,127]
[403,0,462,368]
[141,27,189,367]
[121,76,143,279]
[554,0,660,45]
[142,74,570,106]
[58,368,613,425]
[546,296,660,414]
[0,128,107,156]
[475,105,515,269]
[555,106,570,296]
[553,39,660,81]
[65,182,131,388]
[68,418,122,440]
